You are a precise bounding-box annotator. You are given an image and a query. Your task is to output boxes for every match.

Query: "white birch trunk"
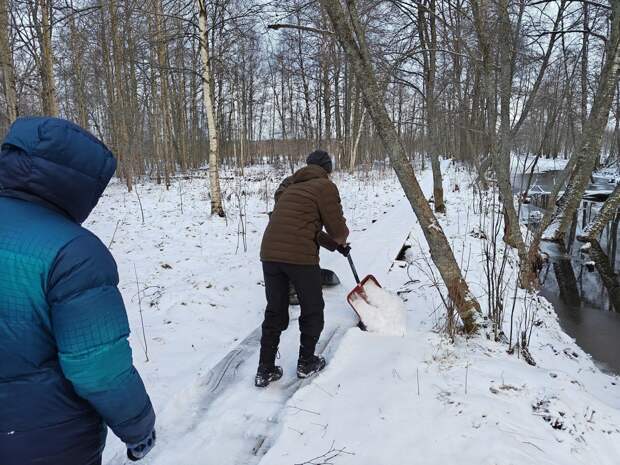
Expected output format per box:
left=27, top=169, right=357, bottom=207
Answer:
left=198, top=0, right=225, bottom=217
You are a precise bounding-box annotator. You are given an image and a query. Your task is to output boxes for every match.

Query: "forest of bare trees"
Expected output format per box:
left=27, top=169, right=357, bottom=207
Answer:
left=1, top=0, right=619, bottom=330
left=2, top=0, right=618, bottom=178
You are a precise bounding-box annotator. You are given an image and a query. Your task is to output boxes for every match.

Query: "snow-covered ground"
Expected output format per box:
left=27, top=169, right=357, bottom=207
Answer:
left=92, top=162, right=620, bottom=465
left=512, top=154, right=569, bottom=174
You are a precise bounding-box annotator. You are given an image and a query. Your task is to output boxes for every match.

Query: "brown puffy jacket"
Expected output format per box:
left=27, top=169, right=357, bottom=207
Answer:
left=260, top=164, right=349, bottom=265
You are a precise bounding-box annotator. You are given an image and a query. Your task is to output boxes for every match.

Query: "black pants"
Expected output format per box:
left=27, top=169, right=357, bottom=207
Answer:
left=259, top=261, right=325, bottom=366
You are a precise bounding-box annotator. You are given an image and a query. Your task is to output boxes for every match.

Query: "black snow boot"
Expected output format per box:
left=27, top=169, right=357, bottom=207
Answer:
left=255, top=364, right=283, bottom=388
left=296, top=355, right=326, bottom=379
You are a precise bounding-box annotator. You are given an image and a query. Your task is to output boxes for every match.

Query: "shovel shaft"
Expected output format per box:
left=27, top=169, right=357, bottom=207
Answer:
left=347, top=254, right=361, bottom=284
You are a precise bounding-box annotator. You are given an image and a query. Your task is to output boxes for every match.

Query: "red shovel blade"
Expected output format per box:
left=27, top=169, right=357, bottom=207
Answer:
left=347, top=275, right=382, bottom=331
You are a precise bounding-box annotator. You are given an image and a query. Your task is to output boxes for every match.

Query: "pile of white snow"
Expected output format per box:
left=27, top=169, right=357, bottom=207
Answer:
left=349, top=279, right=407, bottom=336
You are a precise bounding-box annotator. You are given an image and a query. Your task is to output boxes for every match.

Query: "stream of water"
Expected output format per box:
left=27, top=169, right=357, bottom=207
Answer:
left=515, top=169, right=620, bottom=374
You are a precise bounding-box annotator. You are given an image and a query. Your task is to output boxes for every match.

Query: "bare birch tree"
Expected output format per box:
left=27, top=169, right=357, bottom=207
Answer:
left=198, top=0, right=225, bottom=217
left=106, top=0, right=131, bottom=189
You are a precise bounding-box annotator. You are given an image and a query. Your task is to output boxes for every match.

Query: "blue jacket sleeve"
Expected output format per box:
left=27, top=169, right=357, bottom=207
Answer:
left=47, top=233, right=155, bottom=444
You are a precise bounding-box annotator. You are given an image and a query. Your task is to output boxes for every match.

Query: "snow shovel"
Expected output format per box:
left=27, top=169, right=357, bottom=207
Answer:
left=345, top=253, right=382, bottom=331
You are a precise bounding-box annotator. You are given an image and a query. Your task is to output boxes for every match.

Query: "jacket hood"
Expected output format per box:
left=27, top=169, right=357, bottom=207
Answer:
left=0, top=117, right=117, bottom=223
left=293, top=164, right=328, bottom=183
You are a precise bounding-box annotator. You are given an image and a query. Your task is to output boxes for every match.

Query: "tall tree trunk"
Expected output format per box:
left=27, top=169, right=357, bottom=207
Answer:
left=334, top=52, right=343, bottom=151
left=419, top=0, right=445, bottom=213
left=147, top=12, right=161, bottom=183
left=0, top=0, right=17, bottom=124
left=581, top=2, right=589, bottom=131
left=296, top=21, right=314, bottom=142
left=545, top=1, right=620, bottom=242
left=349, top=107, right=366, bottom=171
left=496, top=0, right=528, bottom=261
left=35, top=0, right=58, bottom=116
left=123, top=0, right=140, bottom=178
left=99, top=2, right=115, bottom=144
left=471, top=0, right=497, bottom=163
left=155, top=0, right=174, bottom=187
left=108, top=0, right=131, bottom=189
left=472, top=0, right=530, bottom=282
left=319, top=0, right=480, bottom=332
left=198, top=0, right=225, bottom=217
left=68, top=4, right=88, bottom=129
left=321, top=32, right=332, bottom=149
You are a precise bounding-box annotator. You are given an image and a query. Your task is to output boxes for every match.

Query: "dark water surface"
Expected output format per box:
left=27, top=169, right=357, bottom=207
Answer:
left=515, top=170, right=620, bottom=374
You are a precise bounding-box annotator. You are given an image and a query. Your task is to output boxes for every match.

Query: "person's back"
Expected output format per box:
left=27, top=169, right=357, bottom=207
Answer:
left=256, top=151, right=349, bottom=388
left=261, top=164, right=348, bottom=265
left=0, top=197, right=110, bottom=463
left=0, top=117, right=155, bottom=465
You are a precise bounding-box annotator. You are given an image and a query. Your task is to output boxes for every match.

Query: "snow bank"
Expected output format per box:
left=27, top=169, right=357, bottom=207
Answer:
left=512, top=154, right=569, bottom=174
left=350, top=279, right=406, bottom=336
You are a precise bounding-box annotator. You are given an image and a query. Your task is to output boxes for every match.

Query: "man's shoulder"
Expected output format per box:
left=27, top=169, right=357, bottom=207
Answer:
left=308, top=176, right=336, bottom=187
left=313, top=177, right=339, bottom=194
left=292, top=176, right=337, bottom=196
left=0, top=195, right=87, bottom=248
left=47, top=230, right=117, bottom=298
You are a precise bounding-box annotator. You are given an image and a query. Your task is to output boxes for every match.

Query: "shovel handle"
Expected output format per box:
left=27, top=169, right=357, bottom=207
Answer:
left=347, top=254, right=361, bottom=284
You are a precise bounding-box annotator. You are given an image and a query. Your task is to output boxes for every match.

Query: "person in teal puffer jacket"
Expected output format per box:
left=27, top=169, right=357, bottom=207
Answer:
left=0, top=117, right=156, bottom=465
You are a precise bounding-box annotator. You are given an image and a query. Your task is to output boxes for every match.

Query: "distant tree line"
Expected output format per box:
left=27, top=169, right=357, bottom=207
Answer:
left=1, top=1, right=617, bottom=182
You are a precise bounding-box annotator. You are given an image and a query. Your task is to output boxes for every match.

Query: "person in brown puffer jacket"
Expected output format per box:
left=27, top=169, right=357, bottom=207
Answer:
left=255, top=150, right=349, bottom=387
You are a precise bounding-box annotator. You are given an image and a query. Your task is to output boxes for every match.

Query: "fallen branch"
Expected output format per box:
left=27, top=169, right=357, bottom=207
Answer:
left=295, top=441, right=355, bottom=465
left=107, top=219, right=121, bottom=250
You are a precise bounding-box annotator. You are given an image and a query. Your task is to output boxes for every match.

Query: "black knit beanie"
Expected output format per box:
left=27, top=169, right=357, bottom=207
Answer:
left=306, top=150, right=333, bottom=173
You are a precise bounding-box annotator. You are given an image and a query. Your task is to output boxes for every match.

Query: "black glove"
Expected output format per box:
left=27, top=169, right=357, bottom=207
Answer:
left=337, top=244, right=351, bottom=257
left=127, top=429, right=156, bottom=462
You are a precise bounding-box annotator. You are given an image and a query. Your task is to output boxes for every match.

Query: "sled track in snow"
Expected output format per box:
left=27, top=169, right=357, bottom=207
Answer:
left=197, top=326, right=263, bottom=402
left=248, top=325, right=344, bottom=462
left=129, top=321, right=346, bottom=465
left=105, top=322, right=345, bottom=465
left=192, top=323, right=344, bottom=464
